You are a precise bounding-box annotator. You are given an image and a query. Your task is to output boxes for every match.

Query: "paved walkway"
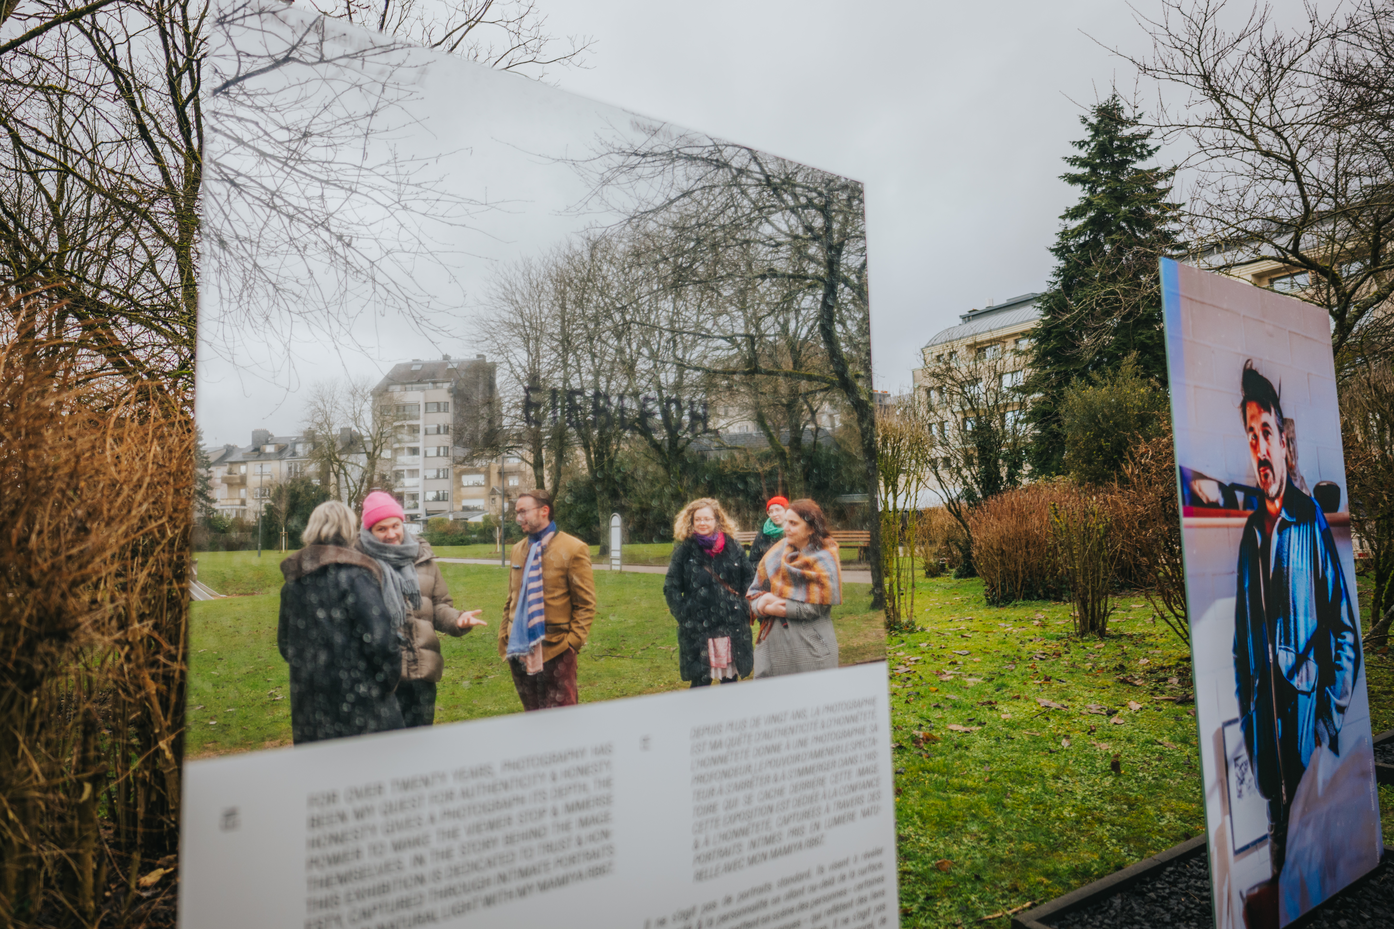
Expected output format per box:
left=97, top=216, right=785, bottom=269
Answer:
left=435, top=557, right=873, bottom=585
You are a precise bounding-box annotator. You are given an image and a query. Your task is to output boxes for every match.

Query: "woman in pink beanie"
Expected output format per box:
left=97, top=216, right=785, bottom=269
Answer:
left=356, top=490, right=485, bottom=727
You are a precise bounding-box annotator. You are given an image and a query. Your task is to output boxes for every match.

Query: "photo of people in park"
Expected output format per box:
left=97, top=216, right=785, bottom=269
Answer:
left=1161, top=259, right=1382, bottom=928
left=191, top=0, right=884, bottom=757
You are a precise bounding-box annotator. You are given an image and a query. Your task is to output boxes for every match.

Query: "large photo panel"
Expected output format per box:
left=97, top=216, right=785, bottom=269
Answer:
left=194, top=0, right=884, bottom=754
left=188, top=1, right=892, bottom=926
left=1160, top=258, right=1382, bottom=928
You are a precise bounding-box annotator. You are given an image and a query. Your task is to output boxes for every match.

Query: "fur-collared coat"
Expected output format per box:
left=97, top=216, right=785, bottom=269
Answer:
left=278, top=545, right=404, bottom=744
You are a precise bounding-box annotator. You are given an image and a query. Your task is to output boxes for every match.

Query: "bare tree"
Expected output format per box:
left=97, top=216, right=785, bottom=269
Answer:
left=1132, top=0, right=1394, bottom=365
left=302, top=377, right=395, bottom=512
left=919, top=348, right=1032, bottom=574
left=579, top=126, right=883, bottom=605
left=477, top=251, right=576, bottom=501
left=306, top=0, right=592, bottom=78
left=876, top=396, right=935, bottom=631
left=1, top=0, right=203, bottom=386
left=1341, top=355, right=1394, bottom=644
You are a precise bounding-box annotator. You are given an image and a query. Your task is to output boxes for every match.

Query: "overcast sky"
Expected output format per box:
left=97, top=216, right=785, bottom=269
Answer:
left=199, top=0, right=1309, bottom=447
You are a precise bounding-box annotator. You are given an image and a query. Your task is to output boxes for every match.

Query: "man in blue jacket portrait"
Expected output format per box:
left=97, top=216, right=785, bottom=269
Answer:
left=1233, top=360, right=1361, bottom=878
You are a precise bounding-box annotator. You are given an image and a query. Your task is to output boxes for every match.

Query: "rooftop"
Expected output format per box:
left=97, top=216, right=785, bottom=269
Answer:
left=923, top=293, right=1042, bottom=349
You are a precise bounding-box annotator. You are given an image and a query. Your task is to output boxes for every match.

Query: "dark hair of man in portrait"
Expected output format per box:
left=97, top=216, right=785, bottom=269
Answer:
left=1239, top=359, right=1284, bottom=427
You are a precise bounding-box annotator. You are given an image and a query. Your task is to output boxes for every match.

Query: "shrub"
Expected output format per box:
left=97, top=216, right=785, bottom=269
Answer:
left=915, top=507, right=965, bottom=578
left=968, top=483, right=1071, bottom=604
left=1114, top=430, right=1189, bottom=643
left=1059, top=355, right=1166, bottom=487
left=1050, top=494, right=1124, bottom=637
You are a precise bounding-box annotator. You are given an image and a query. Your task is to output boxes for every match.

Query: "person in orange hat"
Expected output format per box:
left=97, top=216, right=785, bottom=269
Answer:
left=747, top=495, right=788, bottom=569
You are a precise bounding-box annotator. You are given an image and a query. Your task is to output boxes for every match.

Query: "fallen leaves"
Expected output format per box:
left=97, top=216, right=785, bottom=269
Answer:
left=952, top=650, right=971, bottom=656
left=1060, top=737, right=1071, bottom=748
left=1036, top=698, right=1067, bottom=710
left=912, top=730, right=940, bottom=747
left=137, top=868, right=169, bottom=889
left=1127, top=701, right=1142, bottom=712
left=977, top=901, right=1034, bottom=921
left=935, top=859, right=953, bottom=872
left=1083, top=704, right=1109, bottom=715
left=1110, top=715, right=1125, bottom=725
left=1090, top=741, right=1111, bottom=751
left=946, top=724, right=980, bottom=733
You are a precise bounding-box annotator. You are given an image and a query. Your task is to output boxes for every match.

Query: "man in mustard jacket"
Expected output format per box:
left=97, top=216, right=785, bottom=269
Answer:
left=499, top=489, right=596, bottom=709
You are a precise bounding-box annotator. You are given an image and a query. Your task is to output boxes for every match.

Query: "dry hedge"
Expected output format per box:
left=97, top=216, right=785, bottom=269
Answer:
left=0, top=292, right=191, bottom=927
left=968, top=483, right=1070, bottom=604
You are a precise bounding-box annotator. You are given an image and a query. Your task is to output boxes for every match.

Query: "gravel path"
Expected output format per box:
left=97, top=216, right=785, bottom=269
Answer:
left=1048, top=852, right=1392, bottom=929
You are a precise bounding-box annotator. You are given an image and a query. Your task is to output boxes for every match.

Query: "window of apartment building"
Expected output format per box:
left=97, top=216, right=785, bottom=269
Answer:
left=461, top=474, right=485, bottom=486
left=1015, top=336, right=1033, bottom=352
left=423, top=423, right=450, bottom=435
left=288, top=461, right=305, bottom=477
left=239, top=488, right=246, bottom=499
left=394, top=403, right=420, bottom=416
left=424, top=490, right=450, bottom=502
left=506, top=476, right=519, bottom=486
left=399, top=423, right=420, bottom=436
left=1000, top=369, right=1024, bottom=389
left=400, top=446, right=420, bottom=457
left=505, top=455, right=521, bottom=464
left=252, top=486, right=270, bottom=499
left=422, top=445, right=451, bottom=457
left=239, top=464, right=247, bottom=474
left=1004, top=408, right=1025, bottom=427
left=424, top=468, right=450, bottom=479
left=425, top=401, right=449, bottom=413
left=1269, top=271, right=1309, bottom=293
left=404, top=493, right=420, bottom=508
left=976, top=343, right=1002, bottom=360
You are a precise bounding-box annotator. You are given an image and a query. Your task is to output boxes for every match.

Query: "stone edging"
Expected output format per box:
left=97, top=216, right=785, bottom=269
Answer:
left=1009, top=835, right=1206, bottom=929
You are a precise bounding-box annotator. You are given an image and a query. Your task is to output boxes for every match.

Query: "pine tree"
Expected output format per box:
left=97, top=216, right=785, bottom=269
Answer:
left=1024, top=95, right=1180, bottom=476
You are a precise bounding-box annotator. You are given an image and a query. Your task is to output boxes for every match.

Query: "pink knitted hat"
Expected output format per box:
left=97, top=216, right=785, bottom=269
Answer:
left=361, top=491, right=406, bottom=530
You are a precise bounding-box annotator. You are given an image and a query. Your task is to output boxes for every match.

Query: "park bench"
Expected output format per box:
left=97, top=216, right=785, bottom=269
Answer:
left=734, top=529, right=871, bottom=562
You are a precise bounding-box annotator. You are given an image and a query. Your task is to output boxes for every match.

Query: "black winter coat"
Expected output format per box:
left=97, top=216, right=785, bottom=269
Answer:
left=748, top=529, right=783, bottom=572
left=278, top=545, right=405, bottom=744
left=663, top=536, right=756, bottom=682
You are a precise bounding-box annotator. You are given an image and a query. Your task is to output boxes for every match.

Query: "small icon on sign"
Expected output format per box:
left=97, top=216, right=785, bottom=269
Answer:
left=220, top=807, right=240, bottom=832
left=640, top=735, right=651, bottom=751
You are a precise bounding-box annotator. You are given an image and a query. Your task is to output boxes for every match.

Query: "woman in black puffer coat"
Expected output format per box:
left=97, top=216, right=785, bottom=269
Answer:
left=663, top=498, right=756, bottom=687
left=278, top=501, right=404, bottom=744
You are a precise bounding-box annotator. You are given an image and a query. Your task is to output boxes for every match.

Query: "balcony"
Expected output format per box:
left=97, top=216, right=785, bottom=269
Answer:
left=220, top=472, right=246, bottom=486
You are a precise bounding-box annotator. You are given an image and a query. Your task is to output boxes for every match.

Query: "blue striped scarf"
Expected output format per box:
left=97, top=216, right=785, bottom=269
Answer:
left=506, top=523, right=556, bottom=658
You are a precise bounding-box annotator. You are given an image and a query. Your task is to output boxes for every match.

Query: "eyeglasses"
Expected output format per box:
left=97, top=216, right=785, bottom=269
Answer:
left=515, top=506, right=538, bottom=516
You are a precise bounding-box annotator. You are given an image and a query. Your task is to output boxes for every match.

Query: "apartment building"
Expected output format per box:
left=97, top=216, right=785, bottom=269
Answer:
left=206, top=429, right=316, bottom=521
left=372, top=354, right=528, bottom=522
left=912, top=292, right=1041, bottom=401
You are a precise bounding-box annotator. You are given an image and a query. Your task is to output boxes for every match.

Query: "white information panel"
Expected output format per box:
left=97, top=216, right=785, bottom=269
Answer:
left=180, top=663, right=898, bottom=929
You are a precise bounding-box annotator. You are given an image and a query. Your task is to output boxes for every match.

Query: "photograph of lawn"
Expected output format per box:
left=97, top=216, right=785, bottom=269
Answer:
left=187, top=550, right=885, bottom=757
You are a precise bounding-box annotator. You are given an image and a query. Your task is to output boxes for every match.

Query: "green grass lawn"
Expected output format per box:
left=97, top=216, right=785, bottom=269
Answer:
left=186, top=551, right=883, bottom=757
left=186, top=552, right=1393, bottom=926
left=890, top=574, right=1394, bottom=928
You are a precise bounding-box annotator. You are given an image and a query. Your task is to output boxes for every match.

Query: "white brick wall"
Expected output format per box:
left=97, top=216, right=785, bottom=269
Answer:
left=1169, top=262, right=1347, bottom=498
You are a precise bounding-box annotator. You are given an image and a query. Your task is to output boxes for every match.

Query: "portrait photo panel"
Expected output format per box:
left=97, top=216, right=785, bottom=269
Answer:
left=1161, top=258, right=1382, bottom=929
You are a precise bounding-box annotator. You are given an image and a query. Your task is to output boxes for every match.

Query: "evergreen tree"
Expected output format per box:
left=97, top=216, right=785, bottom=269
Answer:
left=1024, top=95, right=1180, bottom=476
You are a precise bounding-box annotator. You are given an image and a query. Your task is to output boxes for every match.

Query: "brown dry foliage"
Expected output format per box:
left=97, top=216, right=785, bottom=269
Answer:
left=1113, top=430, right=1189, bottom=643
left=968, top=483, right=1073, bottom=604
left=914, top=506, right=965, bottom=578
left=0, top=291, right=191, bottom=927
